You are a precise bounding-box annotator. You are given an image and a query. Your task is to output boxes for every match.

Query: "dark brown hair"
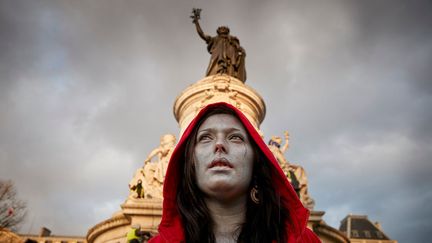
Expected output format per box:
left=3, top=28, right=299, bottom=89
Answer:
left=176, top=107, right=288, bottom=243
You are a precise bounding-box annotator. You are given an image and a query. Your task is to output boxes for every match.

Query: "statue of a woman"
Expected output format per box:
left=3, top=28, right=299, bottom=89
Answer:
left=191, top=8, right=247, bottom=82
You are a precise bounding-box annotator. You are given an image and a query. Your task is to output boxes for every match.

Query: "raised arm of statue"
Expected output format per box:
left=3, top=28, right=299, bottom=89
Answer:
left=191, top=8, right=210, bottom=42
left=281, top=131, right=290, bottom=153
left=143, top=148, right=161, bottom=165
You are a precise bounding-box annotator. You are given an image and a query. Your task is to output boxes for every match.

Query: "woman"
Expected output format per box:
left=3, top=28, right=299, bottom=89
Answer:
left=149, top=102, right=320, bottom=243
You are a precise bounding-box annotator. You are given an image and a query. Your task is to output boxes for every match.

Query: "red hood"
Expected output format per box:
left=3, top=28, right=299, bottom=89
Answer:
left=154, top=102, right=316, bottom=242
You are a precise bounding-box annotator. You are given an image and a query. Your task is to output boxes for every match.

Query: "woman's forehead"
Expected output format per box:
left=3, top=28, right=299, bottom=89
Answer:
left=198, top=113, right=245, bottom=132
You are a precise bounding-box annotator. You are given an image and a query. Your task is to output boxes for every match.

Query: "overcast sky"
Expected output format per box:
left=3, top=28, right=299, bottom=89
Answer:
left=1, top=0, right=431, bottom=242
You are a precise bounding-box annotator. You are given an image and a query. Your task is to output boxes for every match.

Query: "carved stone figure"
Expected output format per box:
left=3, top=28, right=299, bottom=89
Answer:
left=267, top=131, right=315, bottom=210
left=268, top=131, right=290, bottom=175
left=128, top=134, right=176, bottom=199
left=143, top=134, right=176, bottom=184
left=191, top=8, right=247, bottom=82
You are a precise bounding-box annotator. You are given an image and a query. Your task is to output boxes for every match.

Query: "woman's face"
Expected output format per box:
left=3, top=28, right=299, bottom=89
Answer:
left=194, top=113, right=254, bottom=201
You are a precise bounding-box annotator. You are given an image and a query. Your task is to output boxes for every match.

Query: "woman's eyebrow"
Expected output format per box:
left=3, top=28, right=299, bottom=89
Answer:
left=198, top=127, right=242, bottom=133
left=197, top=128, right=215, bottom=133
left=225, top=127, right=242, bottom=133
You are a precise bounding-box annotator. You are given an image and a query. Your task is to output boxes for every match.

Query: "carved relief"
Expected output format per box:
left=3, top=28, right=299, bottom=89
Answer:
left=195, top=77, right=242, bottom=114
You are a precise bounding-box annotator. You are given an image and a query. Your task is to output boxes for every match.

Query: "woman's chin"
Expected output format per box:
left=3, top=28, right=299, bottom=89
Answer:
left=200, top=181, right=230, bottom=194
left=202, top=180, right=248, bottom=200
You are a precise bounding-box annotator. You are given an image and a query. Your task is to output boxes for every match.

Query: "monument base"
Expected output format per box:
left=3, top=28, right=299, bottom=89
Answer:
left=87, top=198, right=162, bottom=243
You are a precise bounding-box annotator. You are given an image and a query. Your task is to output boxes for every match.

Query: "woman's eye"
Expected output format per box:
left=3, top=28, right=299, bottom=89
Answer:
left=198, top=134, right=212, bottom=142
left=229, top=134, right=244, bottom=142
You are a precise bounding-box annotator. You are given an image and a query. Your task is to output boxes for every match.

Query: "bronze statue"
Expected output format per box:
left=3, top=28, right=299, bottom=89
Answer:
left=191, top=8, right=247, bottom=82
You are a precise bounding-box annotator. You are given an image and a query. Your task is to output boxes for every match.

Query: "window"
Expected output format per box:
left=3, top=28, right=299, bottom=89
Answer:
left=376, top=231, right=384, bottom=238
left=364, top=230, right=371, bottom=238
left=351, top=230, right=359, bottom=237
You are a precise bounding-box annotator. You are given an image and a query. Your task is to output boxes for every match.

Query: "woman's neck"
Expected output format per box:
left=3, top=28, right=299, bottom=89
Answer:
left=205, top=195, right=247, bottom=243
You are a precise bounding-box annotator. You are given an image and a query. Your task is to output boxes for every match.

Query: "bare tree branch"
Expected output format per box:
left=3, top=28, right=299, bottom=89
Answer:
left=0, top=180, right=27, bottom=232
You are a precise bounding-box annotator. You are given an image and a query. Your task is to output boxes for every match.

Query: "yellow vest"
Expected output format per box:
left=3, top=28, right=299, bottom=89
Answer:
left=127, top=228, right=140, bottom=242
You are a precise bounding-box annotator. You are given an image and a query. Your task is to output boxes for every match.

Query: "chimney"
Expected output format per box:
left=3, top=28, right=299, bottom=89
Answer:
left=39, top=227, right=51, bottom=237
left=347, top=214, right=351, bottom=238
left=375, top=221, right=382, bottom=230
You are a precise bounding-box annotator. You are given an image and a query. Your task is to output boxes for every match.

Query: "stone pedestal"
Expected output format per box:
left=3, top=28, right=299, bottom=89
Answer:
left=121, top=198, right=163, bottom=232
left=86, top=198, right=162, bottom=243
left=174, top=74, right=266, bottom=133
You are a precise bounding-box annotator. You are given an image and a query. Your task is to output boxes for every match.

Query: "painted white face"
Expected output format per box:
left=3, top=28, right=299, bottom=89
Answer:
left=194, top=113, right=254, bottom=202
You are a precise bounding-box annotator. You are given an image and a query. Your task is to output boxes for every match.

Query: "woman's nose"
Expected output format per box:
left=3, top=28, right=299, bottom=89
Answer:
left=214, top=141, right=227, bottom=154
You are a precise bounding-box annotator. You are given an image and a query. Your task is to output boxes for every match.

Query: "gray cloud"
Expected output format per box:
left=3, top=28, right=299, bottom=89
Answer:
left=1, top=0, right=431, bottom=242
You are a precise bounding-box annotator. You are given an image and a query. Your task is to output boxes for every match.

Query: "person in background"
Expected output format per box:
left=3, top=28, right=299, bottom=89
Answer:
left=127, top=224, right=147, bottom=243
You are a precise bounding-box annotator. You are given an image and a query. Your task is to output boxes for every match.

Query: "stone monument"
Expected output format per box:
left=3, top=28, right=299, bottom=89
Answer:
left=86, top=9, right=347, bottom=243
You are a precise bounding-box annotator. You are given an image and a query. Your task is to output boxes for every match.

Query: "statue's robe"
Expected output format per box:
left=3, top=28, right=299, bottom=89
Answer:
left=205, top=36, right=246, bottom=82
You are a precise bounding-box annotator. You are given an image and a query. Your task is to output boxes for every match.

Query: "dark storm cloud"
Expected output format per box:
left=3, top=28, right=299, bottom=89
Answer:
left=1, top=0, right=431, bottom=242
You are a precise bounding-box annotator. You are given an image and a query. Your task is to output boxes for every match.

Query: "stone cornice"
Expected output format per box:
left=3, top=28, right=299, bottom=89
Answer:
left=121, top=198, right=163, bottom=216
left=173, top=74, right=266, bottom=134
left=314, top=223, right=350, bottom=243
left=86, top=213, right=130, bottom=243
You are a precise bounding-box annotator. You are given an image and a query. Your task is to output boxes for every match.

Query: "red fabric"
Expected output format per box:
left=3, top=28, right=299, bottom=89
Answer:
left=149, top=102, right=320, bottom=243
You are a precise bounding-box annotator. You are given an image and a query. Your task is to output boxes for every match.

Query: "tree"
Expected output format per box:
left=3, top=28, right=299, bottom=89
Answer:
left=0, top=180, right=27, bottom=231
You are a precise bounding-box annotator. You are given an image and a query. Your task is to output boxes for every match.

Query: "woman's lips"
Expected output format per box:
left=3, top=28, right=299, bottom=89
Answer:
left=208, top=158, right=233, bottom=168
